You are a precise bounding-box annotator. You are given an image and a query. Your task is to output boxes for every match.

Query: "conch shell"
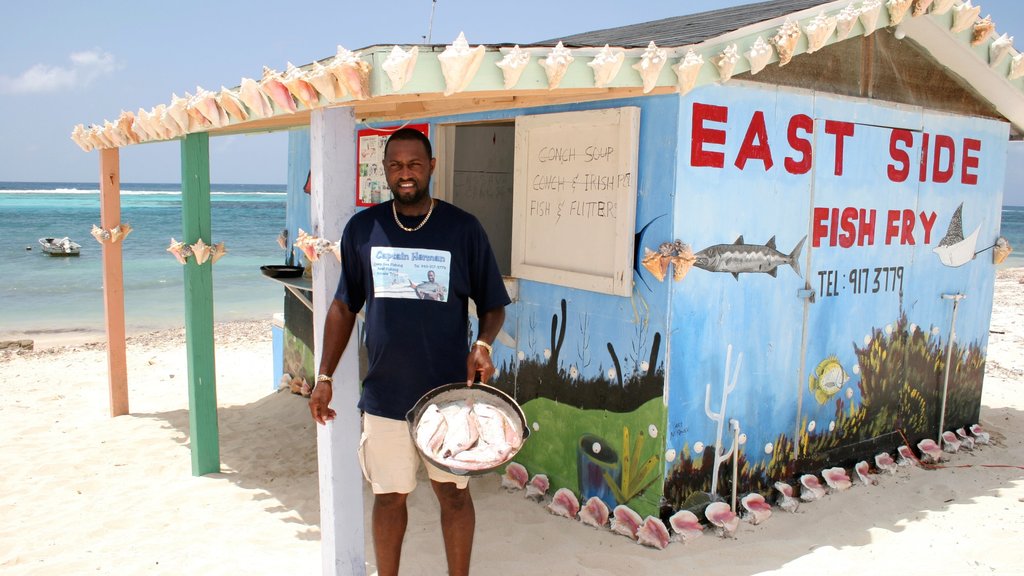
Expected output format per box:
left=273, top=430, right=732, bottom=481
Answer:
left=951, top=1, right=981, bottom=34
left=1011, top=53, right=1024, bottom=80
left=631, top=41, right=667, bottom=93
left=587, top=45, right=625, bottom=88
left=990, top=34, right=1014, bottom=66
left=238, top=77, right=273, bottom=118
left=260, top=67, right=297, bottom=114
left=886, top=0, right=913, bottom=27
left=167, top=238, right=192, bottom=265
left=835, top=4, right=861, bottom=41
left=745, top=36, right=774, bottom=75
left=325, top=46, right=371, bottom=100
left=71, top=125, right=94, bottom=152
left=304, top=61, right=340, bottom=101
left=672, top=49, right=704, bottom=94
left=859, top=0, right=883, bottom=36
left=283, top=63, right=321, bottom=109
left=540, top=42, right=574, bottom=90
left=217, top=86, right=249, bottom=123
left=711, top=43, right=740, bottom=83
left=438, top=33, right=486, bottom=96
left=641, top=247, right=669, bottom=282
left=211, top=242, right=228, bottom=264
left=971, top=15, right=995, bottom=46
left=496, top=45, right=531, bottom=89
left=190, top=238, right=211, bottom=265
left=382, top=45, right=419, bottom=92
left=183, top=91, right=212, bottom=131
left=110, top=223, right=132, bottom=243
left=771, top=18, right=802, bottom=66
left=117, top=111, right=140, bottom=145
left=642, top=241, right=694, bottom=282
left=931, top=0, right=956, bottom=16
left=803, top=12, right=837, bottom=54
left=993, top=236, right=1013, bottom=264
left=190, top=86, right=227, bottom=128
left=165, top=93, right=190, bottom=135
left=912, top=0, right=935, bottom=18
left=91, top=224, right=111, bottom=243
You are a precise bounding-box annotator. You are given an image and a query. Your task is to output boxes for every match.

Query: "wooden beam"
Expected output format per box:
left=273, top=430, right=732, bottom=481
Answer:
left=99, top=148, right=128, bottom=417
left=180, top=133, right=220, bottom=476
left=310, top=107, right=365, bottom=575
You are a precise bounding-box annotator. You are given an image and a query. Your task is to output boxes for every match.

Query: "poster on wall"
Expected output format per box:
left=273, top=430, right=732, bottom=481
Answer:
left=356, top=123, right=429, bottom=206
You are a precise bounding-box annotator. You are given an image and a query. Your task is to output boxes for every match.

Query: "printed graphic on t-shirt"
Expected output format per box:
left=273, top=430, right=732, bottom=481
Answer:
left=371, top=247, right=451, bottom=301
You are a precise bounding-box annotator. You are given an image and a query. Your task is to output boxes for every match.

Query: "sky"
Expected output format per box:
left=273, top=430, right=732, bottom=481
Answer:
left=0, top=0, right=1021, bottom=203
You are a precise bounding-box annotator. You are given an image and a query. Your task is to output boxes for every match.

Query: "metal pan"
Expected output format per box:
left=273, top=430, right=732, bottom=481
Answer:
left=406, top=382, right=530, bottom=476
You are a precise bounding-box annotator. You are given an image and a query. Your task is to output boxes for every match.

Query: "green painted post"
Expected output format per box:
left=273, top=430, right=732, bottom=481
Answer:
left=181, top=132, right=220, bottom=476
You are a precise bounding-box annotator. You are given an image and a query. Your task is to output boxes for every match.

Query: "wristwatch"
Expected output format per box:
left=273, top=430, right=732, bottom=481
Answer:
left=315, top=374, right=334, bottom=385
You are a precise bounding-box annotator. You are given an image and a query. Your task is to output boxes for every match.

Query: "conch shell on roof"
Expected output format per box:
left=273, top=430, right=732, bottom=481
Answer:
left=540, top=42, right=574, bottom=90
left=260, top=67, right=297, bottom=114
left=304, top=61, right=339, bottom=101
left=931, top=0, right=956, bottom=15
left=165, top=93, right=190, bottom=135
left=632, top=41, right=667, bottom=93
left=990, top=34, right=1014, bottom=66
left=71, top=124, right=93, bottom=152
left=672, top=49, right=704, bottom=94
left=711, top=43, right=740, bottom=83
left=859, top=0, right=883, bottom=36
left=239, top=77, right=273, bottom=118
left=951, top=1, right=981, bottom=34
left=117, top=111, right=141, bottom=144
left=771, top=18, right=802, bottom=66
left=439, top=32, right=486, bottom=96
left=191, top=86, right=227, bottom=128
left=971, top=16, right=995, bottom=46
left=382, top=45, right=419, bottom=92
left=835, top=4, right=860, bottom=41
left=745, top=36, right=774, bottom=75
left=217, top=87, right=249, bottom=123
left=912, top=0, right=935, bottom=18
left=1010, top=53, right=1024, bottom=80
left=283, top=63, right=321, bottom=109
left=803, top=12, right=837, bottom=54
left=886, top=0, right=913, bottom=27
left=587, top=45, right=625, bottom=88
left=103, top=120, right=129, bottom=148
left=325, top=46, right=371, bottom=100
left=496, top=45, right=531, bottom=89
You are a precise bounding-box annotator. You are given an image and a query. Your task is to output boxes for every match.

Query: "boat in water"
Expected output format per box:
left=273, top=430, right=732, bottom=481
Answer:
left=39, top=237, right=81, bottom=256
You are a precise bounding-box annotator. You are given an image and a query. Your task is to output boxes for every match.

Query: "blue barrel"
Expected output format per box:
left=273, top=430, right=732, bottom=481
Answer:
left=577, top=433, right=620, bottom=511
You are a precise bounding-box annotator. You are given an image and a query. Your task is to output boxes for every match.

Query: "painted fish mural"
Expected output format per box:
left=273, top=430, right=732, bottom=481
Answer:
left=933, top=203, right=981, bottom=267
left=694, top=235, right=806, bottom=279
left=808, top=355, right=849, bottom=404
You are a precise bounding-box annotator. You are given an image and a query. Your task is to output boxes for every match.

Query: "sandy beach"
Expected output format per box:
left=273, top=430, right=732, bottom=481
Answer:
left=2, top=269, right=1022, bottom=576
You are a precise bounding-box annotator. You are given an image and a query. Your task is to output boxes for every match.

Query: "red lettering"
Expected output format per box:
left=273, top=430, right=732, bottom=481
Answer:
left=735, top=111, right=774, bottom=171
left=888, top=129, right=913, bottom=182
left=839, top=207, right=858, bottom=248
left=812, top=207, right=830, bottom=248
left=919, top=211, right=937, bottom=244
left=691, top=103, right=727, bottom=168
left=885, top=210, right=901, bottom=244
left=859, top=209, right=876, bottom=246
left=918, top=132, right=930, bottom=183
left=900, top=209, right=916, bottom=245
left=933, top=135, right=955, bottom=184
left=785, top=114, right=813, bottom=174
left=824, top=120, right=854, bottom=176
left=962, top=138, right=981, bottom=185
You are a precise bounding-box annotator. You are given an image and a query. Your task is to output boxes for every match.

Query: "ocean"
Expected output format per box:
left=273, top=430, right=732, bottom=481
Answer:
left=0, top=181, right=288, bottom=340
left=1, top=182, right=1022, bottom=341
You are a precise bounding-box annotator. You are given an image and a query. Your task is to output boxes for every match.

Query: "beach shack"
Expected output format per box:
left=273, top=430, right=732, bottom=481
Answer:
left=73, top=0, right=1023, bottom=571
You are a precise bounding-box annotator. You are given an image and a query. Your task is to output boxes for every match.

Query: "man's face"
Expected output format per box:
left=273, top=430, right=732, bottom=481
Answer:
left=384, top=139, right=435, bottom=206
left=428, top=270, right=435, bottom=282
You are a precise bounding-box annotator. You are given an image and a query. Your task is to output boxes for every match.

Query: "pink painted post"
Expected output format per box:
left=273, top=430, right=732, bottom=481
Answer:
left=99, top=148, right=129, bottom=417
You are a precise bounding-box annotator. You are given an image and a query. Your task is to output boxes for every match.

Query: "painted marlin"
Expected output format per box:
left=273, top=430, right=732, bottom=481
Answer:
left=694, top=235, right=806, bottom=279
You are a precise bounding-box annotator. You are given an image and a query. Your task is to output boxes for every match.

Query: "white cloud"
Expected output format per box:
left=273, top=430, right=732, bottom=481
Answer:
left=0, top=49, right=118, bottom=94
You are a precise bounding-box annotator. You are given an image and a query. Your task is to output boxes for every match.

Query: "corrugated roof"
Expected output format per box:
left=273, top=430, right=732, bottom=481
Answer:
left=538, top=0, right=834, bottom=48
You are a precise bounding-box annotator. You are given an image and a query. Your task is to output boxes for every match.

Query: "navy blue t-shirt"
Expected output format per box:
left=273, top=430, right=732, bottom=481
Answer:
left=334, top=200, right=511, bottom=421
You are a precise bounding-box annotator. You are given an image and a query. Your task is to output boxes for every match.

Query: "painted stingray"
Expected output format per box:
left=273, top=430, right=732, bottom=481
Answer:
left=694, top=235, right=805, bottom=279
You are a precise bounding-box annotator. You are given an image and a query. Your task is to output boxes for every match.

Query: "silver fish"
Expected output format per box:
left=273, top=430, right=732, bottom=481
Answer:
left=694, top=235, right=805, bottom=279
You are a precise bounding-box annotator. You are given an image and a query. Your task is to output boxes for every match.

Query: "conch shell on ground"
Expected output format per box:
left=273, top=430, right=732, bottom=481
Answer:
left=771, top=18, right=802, bottom=66
left=438, top=32, right=486, bottom=96
left=711, top=43, right=740, bottom=83
left=875, top=452, right=898, bottom=473
left=587, top=45, right=625, bottom=88
left=382, top=45, right=419, bottom=91
left=773, top=481, right=800, bottom=512
left=822, top=467, right=852, bottom=491
left=525, top=474, right=549, bottom=501
left=917, top=438, right=942, bottom=464
left=740, top=493, right=772, bottom=525
left=501, top=462, right=528, bottom=491
left=636, top=516, right=670, bottom=549
left=951, top=1, right=981, bottom=34
left=745, top=37, right=774, bottom=75
left=941, top=431, right=961, bottom=453
left=577, top=496, right=609, bottom=529
left=540, top=42, right=574, bottom=90
left=860, top=0, right=883, bottom=36
left=632, top=41, right=668, bottom=93
left=496, top=45, right=531, bottom=89
left=854, top=461, right=878, bottom=485
left=609, top=505, right=642, bottom=540
left=799, top=473, right=826, bottom=501
left=704, top=502, right=739, bottom=538
left=668, top=509, right=704, bottom=541
left=672, top=49, right=704, bottom=94
left=886, top=0, right=913, bottom=27
left=955, top=427, right=977, bottom=450
left=546, top=488, right=580, bottom=519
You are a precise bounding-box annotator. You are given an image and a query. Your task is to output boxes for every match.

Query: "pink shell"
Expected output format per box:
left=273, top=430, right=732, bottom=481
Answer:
left=917, top=438, right=942, bottom=464
left=955, top=428, right=976, bottom=450
left=610, top=505, right=643, bottom=540
left=773, top=481, right=800, bottom=512
left=941, top=431, right=961, bottom=453
left=501, top=462, right=528, bottom=490
left=578, top=496, right=610, bottom=529
left=854, top=461, right=878, bottom=486
left=740, top=493, right=772, bottom=525
left=704, top=502, right=739, bottom=537
left=547, top=488, right=580, bottom=519
left=970, top=424, right=990, bottom=445
left=668, top=510, right=704, bottom=542
left=799, top=474, right=826, bottom=501
left=525, top=474, right=549, bottom=500
left=822, top=467, right=852, bottom=491
left=637, top=516, right=671, bottom=550
left=874, top=452, right=898, bottom=474
left=896, top=445, right=919, bottom=466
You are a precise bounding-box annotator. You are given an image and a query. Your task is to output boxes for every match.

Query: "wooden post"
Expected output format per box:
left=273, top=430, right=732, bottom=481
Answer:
left=310, top=107, right=364, bottom=575
left=181, top=133, right=220, bottom=476
left=99, top=148, right=129, bottom=417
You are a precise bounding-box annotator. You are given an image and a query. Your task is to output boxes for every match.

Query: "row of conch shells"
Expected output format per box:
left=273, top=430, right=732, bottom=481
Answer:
left=72, top=5, right=1024, bottom=153
left=642, top=240, right=696, bottom=282
left=294, top=229, right=340, bottom=263
left=90, top=223, right=132, bottom=244
left=167, top=237, right=226, bottom=265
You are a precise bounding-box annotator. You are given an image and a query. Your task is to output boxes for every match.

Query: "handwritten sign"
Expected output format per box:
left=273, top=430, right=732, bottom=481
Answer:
left=512, top=107, right=639, bottom=296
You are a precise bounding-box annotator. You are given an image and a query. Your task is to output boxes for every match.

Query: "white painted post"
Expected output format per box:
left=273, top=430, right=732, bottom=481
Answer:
left=310, top=107, right=364, bottom=575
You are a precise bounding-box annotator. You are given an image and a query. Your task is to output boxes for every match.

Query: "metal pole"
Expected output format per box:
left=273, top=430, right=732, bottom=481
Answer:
left=730, top=419, right=740, bottom=511
left=426, top=0, right=437, bottom=44
left=938, top=293, right=966, bottom=445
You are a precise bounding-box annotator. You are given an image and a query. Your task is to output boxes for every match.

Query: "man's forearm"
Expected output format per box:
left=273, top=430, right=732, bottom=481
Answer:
left=319, top=298, right=357, bottom=376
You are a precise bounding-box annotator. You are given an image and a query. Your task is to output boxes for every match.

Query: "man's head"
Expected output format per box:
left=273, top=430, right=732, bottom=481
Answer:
left=428, top=270, right=435, bottom=282
left=384, top=128, right=435, bottom=207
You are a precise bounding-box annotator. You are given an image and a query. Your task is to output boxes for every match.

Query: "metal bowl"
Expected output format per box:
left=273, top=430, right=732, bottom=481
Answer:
left=406, top=382, right=530, bottom=476
left=260, top=265, right=304, bottom=278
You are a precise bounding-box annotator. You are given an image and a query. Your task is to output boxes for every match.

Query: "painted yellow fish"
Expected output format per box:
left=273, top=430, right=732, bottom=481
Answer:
left=809, top=355, right=849, bottom=404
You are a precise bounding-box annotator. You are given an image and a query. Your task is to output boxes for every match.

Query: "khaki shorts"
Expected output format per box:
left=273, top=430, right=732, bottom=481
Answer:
left=358, top=412, right=470, bottom=494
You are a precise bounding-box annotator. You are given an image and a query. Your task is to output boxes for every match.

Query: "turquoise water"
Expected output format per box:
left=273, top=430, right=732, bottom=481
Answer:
left=0, top=182, right=288, bottom=338
left=1000, top=204, right=1024, bottom=269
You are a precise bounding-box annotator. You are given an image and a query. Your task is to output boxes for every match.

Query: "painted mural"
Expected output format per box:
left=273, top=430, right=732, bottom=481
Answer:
left=659, top=83, right=1007, bottom=510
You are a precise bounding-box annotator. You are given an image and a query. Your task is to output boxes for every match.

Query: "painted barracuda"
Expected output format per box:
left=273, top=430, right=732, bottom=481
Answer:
left=693, top=235, right=806, bottom=279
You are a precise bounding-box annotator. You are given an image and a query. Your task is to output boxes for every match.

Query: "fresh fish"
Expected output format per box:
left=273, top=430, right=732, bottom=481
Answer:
left=694, top=235, right=805, bottom=279
left=414, top=398, right=523, bottom=472
left=440, top=404, right=480, bottom=459
left=414, top=404, right=448, bottom=456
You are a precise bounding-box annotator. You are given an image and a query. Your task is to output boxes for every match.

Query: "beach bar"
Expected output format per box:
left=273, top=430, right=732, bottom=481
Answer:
left=73, top=0, right=1022, bottom=572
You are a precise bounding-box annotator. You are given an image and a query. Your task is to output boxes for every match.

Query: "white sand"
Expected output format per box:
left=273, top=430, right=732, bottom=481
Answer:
left=2, top=270, right=1022, bottom=576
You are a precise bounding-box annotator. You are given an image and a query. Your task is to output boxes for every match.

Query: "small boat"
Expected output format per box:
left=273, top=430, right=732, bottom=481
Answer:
left=39, top=237, right=81, bottom=256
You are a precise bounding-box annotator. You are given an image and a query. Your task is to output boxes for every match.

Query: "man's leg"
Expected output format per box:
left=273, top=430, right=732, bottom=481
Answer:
left=372, top=492, right=409, bottom=576
left=431, top=480, right=474, bottom=576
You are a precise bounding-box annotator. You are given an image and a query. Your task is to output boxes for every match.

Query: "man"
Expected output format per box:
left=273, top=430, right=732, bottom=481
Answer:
left=414, top=269, right=446, bottom=301
left=309, top=128, right=509, bottom=576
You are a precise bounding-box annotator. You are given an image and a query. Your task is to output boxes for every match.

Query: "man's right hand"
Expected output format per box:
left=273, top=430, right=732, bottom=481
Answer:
left=309, top=382, right=336, bottom=425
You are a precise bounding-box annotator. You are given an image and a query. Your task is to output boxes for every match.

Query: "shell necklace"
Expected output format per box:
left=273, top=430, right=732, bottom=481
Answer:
left=392, top=199, right=434, bottom=232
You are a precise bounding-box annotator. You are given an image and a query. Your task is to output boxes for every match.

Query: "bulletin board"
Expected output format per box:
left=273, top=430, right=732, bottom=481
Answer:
left=356, top=123, right=429, bottom=206
left=511, top=108, right=640, bottom=296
